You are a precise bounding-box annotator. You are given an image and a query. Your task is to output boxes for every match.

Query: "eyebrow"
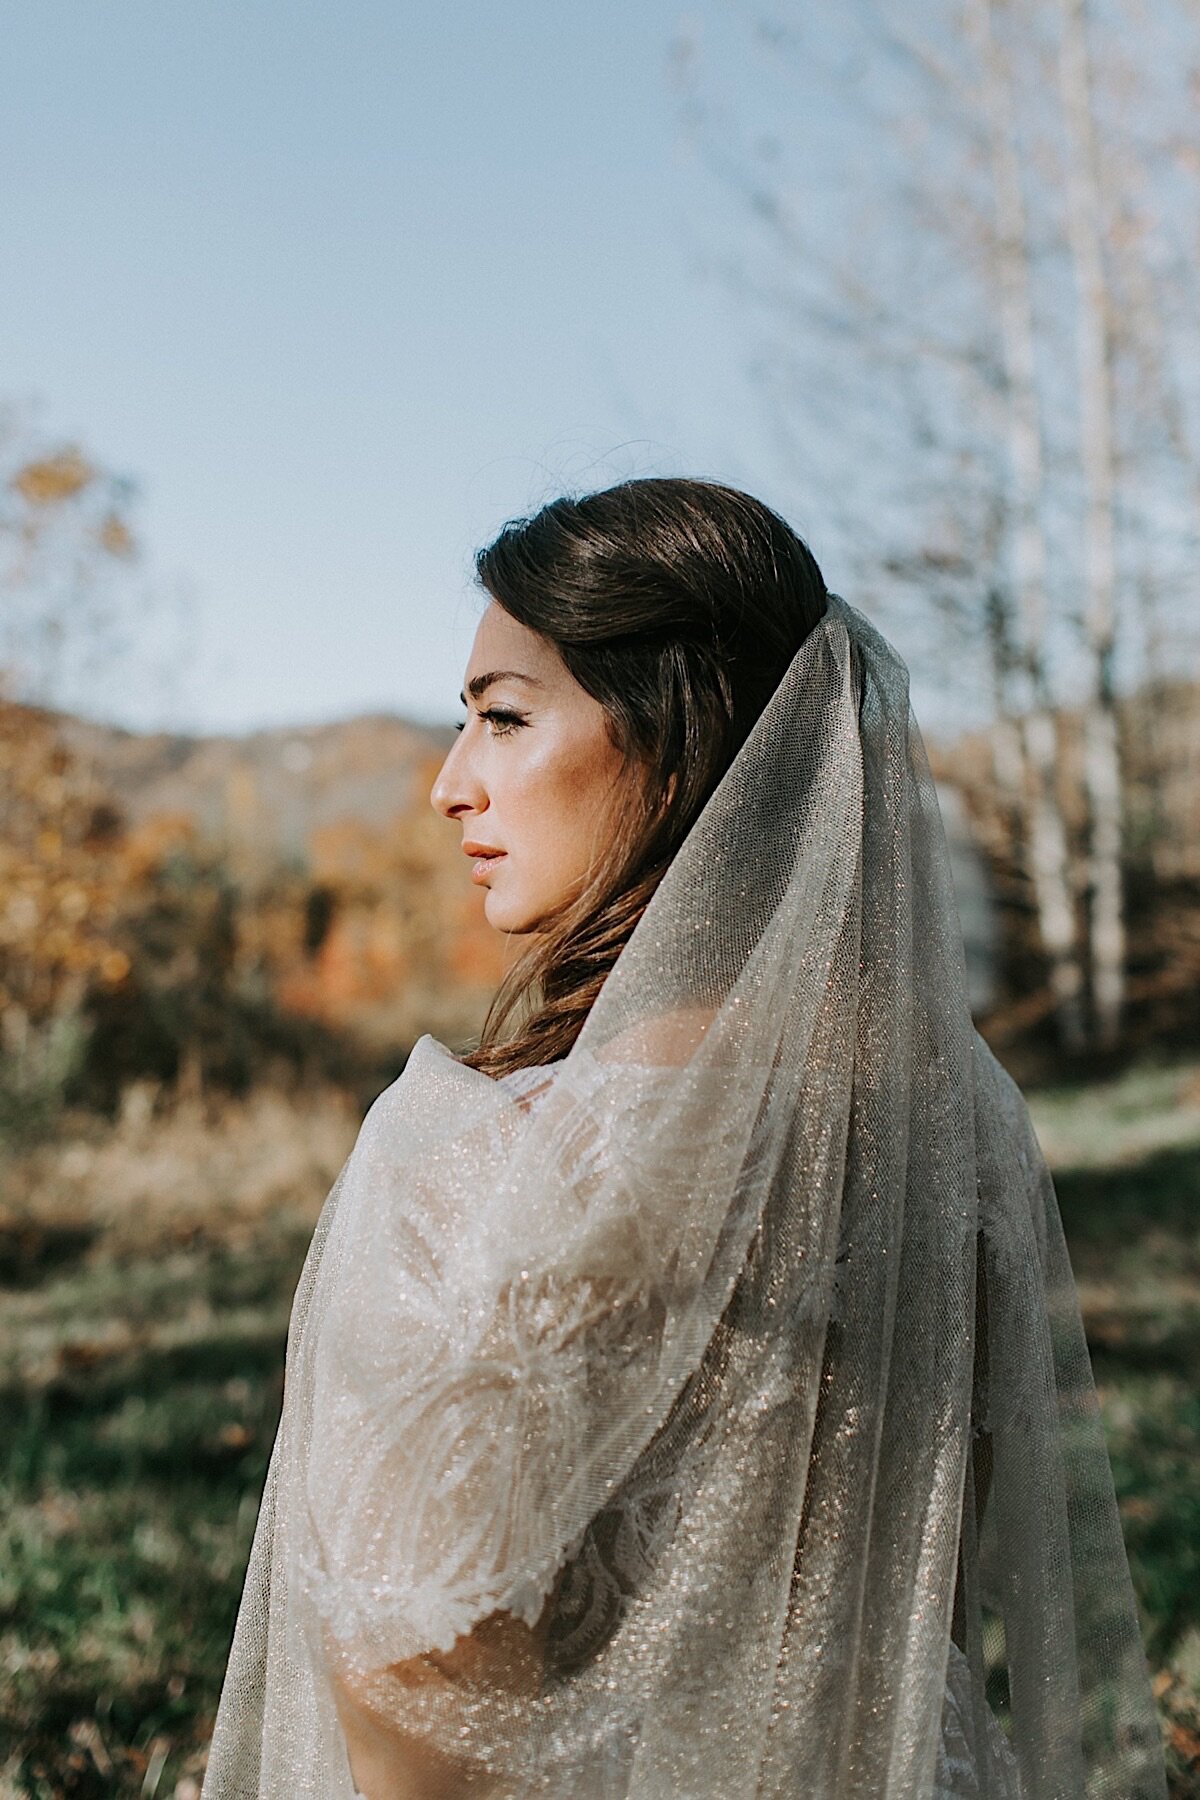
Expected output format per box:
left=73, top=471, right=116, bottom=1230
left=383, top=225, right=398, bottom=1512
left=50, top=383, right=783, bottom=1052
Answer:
left=458, top=669, right=545, bottom=706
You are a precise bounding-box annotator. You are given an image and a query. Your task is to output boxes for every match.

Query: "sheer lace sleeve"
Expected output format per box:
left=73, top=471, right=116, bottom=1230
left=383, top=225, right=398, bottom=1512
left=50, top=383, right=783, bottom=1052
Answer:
left=291, top=1028, right=766, bottom=1680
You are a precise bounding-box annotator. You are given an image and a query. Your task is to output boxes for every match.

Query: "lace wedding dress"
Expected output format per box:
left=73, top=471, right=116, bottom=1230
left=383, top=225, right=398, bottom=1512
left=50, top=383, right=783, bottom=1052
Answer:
left=494, top=1056, right=1025, bottom=1800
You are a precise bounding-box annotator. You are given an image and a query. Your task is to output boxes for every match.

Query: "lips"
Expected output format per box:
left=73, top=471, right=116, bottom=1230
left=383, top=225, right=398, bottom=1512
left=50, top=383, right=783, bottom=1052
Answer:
left=462, top=841, right=506, bottom=884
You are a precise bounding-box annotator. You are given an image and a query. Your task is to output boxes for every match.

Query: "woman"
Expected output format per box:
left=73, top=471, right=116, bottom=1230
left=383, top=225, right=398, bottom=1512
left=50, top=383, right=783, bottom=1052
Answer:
left=201, top=479, right=1166, bottom=1798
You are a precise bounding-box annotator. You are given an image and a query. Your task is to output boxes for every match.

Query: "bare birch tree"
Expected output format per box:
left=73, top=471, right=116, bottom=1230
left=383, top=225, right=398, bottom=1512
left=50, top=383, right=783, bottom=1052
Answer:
left=678, top=0, right=1200, bottom=1049
left=972, top=0, right=1088, bottom=1046
left=1058, top=0, right=1127, bottom=1046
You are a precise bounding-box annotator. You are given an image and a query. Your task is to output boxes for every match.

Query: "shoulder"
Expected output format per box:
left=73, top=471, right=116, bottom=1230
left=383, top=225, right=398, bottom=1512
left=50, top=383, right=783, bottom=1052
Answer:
left=592, top=1004, right=717, bottom=1070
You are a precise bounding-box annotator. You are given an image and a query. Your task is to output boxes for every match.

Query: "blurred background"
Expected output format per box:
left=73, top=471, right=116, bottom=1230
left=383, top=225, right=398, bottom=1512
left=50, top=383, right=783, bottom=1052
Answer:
left=1, top=1, right=1198, bottom=1793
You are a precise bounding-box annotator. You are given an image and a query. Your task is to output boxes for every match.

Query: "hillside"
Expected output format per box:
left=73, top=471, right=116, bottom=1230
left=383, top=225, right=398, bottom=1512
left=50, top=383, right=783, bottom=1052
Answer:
left=42, top=699, right=1000, bottom=1026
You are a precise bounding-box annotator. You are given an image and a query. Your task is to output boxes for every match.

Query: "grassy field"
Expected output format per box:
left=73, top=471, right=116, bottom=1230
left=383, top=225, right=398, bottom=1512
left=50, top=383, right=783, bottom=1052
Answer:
left=0, top=1057, right=1197, bottom=1797
left=1028, top=1059, right=1200, bottom=1792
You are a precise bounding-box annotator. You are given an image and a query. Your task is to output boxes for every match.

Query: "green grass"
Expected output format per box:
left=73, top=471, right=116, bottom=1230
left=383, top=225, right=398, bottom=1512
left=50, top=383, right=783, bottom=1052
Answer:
left=0, top=1223, right=310, bottom=1796
left=0, top=1058, right=1197, bottom=1795
left=1030, top=1061, right=1200, bottom=1794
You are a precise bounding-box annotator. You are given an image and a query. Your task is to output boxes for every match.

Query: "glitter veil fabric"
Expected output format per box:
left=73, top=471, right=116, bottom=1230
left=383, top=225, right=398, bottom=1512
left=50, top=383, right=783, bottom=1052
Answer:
left=200, top=595, right=1166, bottom=1799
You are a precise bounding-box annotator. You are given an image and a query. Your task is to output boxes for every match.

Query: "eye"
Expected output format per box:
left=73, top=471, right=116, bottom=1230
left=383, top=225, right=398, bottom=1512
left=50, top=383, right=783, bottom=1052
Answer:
left=456, top=707, right=528, bottom=738
left=484, top=707, right=527, bottom=738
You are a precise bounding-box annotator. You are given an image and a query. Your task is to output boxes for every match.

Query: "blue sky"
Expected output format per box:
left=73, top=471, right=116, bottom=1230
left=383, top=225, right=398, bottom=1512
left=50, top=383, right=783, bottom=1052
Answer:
left=14, top=3, right=1190, bottom=742
left=2, top=0, right=847, bottom=736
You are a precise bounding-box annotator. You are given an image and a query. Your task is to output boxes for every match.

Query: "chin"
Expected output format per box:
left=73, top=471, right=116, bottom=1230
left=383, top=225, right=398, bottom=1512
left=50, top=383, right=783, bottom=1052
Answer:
left=482, top=883, right=553, bottom=937
left=482, top=890, right=535, bottom=935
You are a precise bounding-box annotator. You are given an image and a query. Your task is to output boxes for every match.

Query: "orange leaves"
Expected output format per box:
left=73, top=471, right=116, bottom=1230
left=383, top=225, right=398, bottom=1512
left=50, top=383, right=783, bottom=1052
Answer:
left=98, top=948, right=132, bottom=985
left=0, top=699, right=132, bottom=1025
left=7, top=448, right=135, bottom=556
left=95, top=511, right=136, bottom=559
left=10, top=446, right=96, bottom=507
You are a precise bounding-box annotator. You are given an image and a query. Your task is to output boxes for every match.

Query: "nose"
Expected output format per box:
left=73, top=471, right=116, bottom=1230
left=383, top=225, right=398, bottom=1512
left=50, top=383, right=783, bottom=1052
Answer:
left=430, top=730, right=487, bottom=821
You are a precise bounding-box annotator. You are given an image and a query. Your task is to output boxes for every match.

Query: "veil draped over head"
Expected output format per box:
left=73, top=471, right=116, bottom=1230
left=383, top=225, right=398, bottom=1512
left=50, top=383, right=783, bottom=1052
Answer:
left=200, top=596, right=1166, bottom=1799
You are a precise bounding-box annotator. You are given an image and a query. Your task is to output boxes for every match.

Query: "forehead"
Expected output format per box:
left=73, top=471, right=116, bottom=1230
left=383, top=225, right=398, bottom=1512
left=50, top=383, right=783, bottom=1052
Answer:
left=464, top=601, right=566, bottom=685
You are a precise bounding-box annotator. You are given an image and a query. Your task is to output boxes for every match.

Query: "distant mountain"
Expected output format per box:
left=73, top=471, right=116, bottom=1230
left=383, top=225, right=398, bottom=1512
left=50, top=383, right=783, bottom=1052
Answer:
left=55, top=709, right=456, bottom=871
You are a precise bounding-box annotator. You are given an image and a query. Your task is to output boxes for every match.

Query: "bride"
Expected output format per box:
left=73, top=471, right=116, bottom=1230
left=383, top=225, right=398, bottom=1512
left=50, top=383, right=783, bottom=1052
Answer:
left=200, top=478, right=1166, bottom=1798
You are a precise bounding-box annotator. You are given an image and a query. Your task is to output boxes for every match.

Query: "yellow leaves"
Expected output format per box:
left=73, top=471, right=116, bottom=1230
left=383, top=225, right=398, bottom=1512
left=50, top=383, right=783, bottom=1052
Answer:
left=2, top=889, right=41, bottom=938
left=57, top=885, right=90, bottom=924
left=99, top=949, right=131, bottom=985
left=39, top=925, right=78, bottom=963
left=0, top=700, right=133, bottom=1021
left=96, top=511, right=136, bottom=560
left=120, top=813, right=197, bottom=879
left=11, top=447, right=96, bottom=507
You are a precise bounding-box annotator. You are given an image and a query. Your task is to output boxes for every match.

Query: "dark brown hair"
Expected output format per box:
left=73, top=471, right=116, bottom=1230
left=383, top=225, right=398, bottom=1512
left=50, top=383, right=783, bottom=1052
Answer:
left=462, top=476, right=828, bottom=1077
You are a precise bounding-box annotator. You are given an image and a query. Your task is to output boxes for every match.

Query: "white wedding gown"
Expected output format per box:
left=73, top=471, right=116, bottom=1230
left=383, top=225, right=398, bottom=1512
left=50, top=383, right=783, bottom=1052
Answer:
left=337, top=1641, right=1018, bottom=1800
left=483, top=1061, right=1025, bottom=1800
left=208, top=1034, right=1027, bottom=1799
left=311, top=1047, right=1023, bottom=1800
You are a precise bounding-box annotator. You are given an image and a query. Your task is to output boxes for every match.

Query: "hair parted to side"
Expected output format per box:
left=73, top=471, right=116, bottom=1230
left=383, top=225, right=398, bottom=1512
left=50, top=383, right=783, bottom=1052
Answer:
left=462, top=476, right=829, bottom=1078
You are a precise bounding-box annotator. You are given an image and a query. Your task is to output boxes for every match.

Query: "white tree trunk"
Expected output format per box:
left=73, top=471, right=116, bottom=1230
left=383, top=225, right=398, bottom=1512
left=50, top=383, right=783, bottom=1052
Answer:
left=1060, top=0, right=1127, bottom=1047
left=974, top=0, right=1087, bottom=1048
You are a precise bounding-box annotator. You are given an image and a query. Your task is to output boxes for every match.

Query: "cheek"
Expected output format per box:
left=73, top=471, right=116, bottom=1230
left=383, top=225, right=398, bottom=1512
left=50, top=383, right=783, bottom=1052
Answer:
left=551, top=747, right=626, bottom=862
left=508, top=736, right=622, bottom=862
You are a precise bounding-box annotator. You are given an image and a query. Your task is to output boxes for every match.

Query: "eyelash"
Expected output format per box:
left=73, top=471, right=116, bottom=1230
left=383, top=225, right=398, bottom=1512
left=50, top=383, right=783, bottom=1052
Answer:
left=455, top=707, right=528, bottom=739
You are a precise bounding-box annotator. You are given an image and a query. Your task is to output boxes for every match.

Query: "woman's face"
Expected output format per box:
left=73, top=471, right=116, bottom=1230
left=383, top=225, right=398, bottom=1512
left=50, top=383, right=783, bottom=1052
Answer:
left=430, top=601, right=630, bottom=934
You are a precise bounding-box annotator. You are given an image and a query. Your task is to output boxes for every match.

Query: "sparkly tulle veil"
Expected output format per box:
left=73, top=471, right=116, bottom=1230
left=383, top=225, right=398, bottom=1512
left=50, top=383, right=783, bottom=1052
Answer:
left=200, top=594, right=1166, bottom=1798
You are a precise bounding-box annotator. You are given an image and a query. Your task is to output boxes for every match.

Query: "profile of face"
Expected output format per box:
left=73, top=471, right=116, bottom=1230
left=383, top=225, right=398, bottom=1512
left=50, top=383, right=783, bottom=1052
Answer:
left=430, top=602, right=630, bottom=934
